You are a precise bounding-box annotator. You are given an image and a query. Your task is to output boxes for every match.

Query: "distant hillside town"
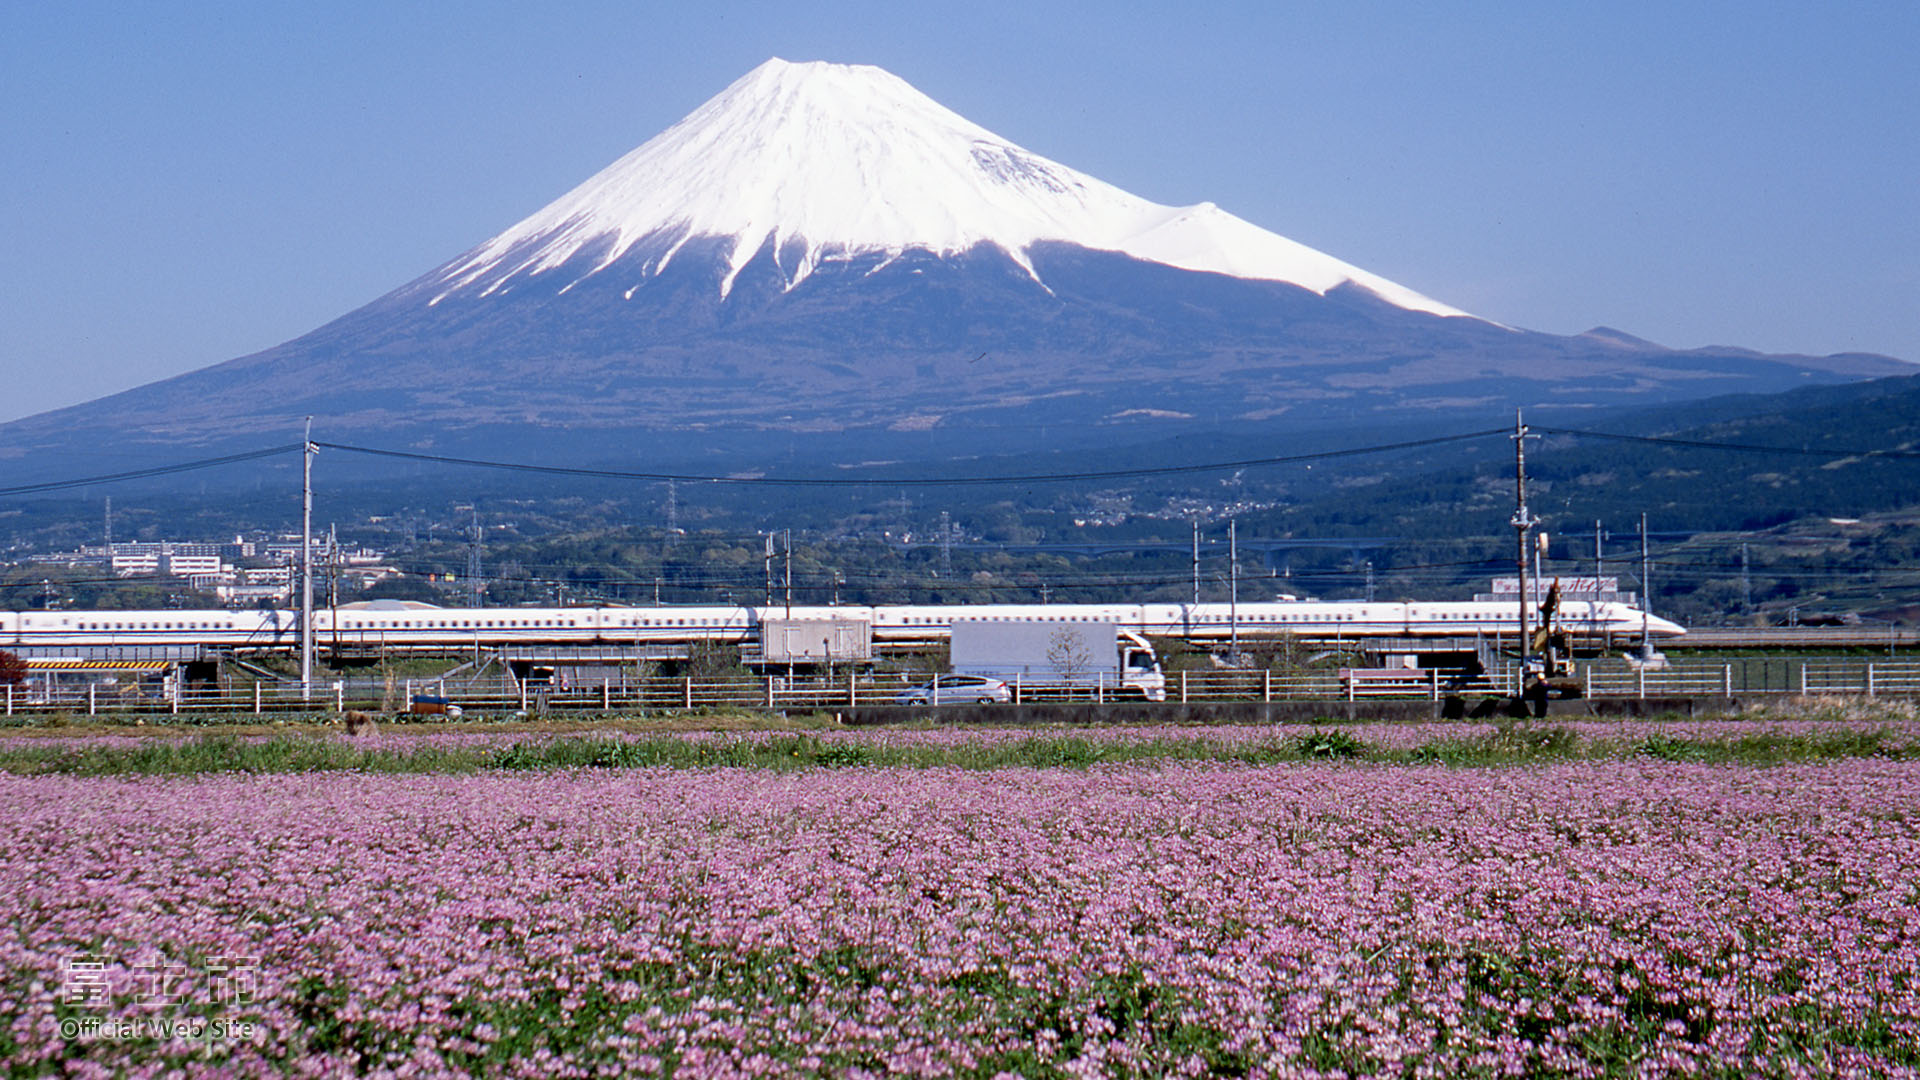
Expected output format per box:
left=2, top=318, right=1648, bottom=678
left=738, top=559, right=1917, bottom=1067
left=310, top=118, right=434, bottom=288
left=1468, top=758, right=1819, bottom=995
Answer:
left=18, top=535, right=396, bottom=606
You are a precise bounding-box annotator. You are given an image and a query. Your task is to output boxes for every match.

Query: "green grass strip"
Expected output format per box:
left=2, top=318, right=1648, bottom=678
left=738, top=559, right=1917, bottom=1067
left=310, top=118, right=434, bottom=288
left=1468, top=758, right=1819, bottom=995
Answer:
left=0, top=724, right=1913, bottom=778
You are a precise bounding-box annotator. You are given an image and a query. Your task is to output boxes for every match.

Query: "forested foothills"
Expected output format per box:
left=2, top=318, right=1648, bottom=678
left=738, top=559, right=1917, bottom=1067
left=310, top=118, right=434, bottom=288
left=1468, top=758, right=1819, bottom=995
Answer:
left=5, top=374, right=1920, bottom=625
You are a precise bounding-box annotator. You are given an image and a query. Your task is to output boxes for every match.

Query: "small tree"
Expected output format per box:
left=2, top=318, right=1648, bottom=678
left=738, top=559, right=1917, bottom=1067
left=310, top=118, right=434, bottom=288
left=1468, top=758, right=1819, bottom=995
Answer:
left=1046, top=626, right=1094, bottom=684
left=0, top=649, right=25, bottom=689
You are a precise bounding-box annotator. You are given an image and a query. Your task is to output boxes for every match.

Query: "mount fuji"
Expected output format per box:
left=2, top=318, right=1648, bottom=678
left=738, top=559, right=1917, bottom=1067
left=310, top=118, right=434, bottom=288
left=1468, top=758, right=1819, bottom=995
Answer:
left=423, top=58, right=1468, bottom=318
left=2, top=58, right=1905, bottom=478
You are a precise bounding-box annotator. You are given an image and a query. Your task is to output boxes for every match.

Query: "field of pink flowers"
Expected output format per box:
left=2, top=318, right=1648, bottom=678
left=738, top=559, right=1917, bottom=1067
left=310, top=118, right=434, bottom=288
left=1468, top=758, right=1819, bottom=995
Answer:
left=9, top=715, right=1919, bottom=754
left=4, top=758, right=1917, bottom=1077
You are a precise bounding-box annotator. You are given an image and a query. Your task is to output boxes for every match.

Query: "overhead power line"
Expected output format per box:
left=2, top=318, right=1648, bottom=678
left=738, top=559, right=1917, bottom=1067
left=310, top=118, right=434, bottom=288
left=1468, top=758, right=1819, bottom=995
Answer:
left=314, top=430, right=1510, bottom=487
left=1535, top=427, right=1920, bottom=460
left=0, top=444, right=304, bottom=497
left=4, top=424, right=1916, bottom=502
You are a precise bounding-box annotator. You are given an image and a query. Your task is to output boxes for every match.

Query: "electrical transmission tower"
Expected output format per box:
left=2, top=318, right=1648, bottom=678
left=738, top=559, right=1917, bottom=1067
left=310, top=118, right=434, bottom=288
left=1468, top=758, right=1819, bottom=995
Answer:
left=467, top=510, right=484, bottom=608
left=939, top=511, right=953, bottom=579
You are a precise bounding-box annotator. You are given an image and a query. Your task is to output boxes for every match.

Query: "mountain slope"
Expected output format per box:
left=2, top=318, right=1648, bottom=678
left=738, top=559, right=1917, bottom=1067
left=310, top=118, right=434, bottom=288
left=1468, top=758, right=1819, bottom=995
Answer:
left=0, top=58, right=1905, bottom=480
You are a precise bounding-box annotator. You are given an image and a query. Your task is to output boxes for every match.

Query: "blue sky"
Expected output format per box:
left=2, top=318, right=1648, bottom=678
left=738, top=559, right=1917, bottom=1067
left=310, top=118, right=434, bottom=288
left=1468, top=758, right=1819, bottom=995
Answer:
left=4, top=1, right=1915, bottom=423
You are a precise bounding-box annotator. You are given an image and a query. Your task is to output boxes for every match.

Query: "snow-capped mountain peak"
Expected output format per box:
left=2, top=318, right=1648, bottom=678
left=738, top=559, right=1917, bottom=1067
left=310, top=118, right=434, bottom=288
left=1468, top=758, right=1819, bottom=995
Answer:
left=428, top=58, right=1470, bottom=318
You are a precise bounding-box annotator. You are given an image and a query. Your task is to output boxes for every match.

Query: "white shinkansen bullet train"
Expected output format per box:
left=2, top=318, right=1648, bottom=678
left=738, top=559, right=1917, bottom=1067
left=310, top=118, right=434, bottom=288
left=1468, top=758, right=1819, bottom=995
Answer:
left=0, top=598, right=1682, bottom=652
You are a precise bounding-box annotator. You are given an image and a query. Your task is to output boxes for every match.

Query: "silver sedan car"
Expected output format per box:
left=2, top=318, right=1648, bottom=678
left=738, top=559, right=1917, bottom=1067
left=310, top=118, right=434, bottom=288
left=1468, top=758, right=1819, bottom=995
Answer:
left=894, top=674, right=1012, bottom=705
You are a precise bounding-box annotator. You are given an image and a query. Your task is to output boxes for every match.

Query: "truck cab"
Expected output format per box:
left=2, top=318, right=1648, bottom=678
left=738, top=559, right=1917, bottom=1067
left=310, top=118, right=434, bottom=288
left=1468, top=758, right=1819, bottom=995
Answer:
left=1119, top=630, right=1166, bottom=701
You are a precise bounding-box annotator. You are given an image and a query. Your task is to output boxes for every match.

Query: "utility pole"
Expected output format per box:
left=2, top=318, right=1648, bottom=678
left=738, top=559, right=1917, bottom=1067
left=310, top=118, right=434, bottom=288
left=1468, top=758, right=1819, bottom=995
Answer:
left=1229, top=518, right=1240, bottom=660
left=665, top=479, right=678, bottom=534
left=300, top=417, right=315, bottom=700
left=1364, top=560, right=1375, bottom=603
left=1640, top=512, right=1652, bottom=653
left=1594, top=520, right=1604, bottom=581
left=1510, top=411, right=1537, bottom=682
left=104, top=497, right=112, bottom=547
left=783, top=529, right=793, bottom=618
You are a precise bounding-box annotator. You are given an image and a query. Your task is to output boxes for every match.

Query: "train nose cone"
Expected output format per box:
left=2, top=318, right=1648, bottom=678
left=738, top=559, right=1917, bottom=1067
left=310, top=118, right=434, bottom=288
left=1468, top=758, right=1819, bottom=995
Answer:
left=1645, top=614, right=1686, bottom=636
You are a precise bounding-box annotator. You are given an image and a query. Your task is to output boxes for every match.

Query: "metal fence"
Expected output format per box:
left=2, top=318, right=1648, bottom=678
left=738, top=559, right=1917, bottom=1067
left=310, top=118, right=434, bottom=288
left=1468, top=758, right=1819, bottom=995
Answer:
left=7, top=659, right=1920, bottom=717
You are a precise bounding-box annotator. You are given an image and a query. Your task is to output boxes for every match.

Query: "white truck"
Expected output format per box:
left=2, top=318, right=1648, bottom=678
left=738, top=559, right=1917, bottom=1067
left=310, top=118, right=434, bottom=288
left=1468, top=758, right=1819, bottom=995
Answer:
left=949, top=619, right=1166, bottom=701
